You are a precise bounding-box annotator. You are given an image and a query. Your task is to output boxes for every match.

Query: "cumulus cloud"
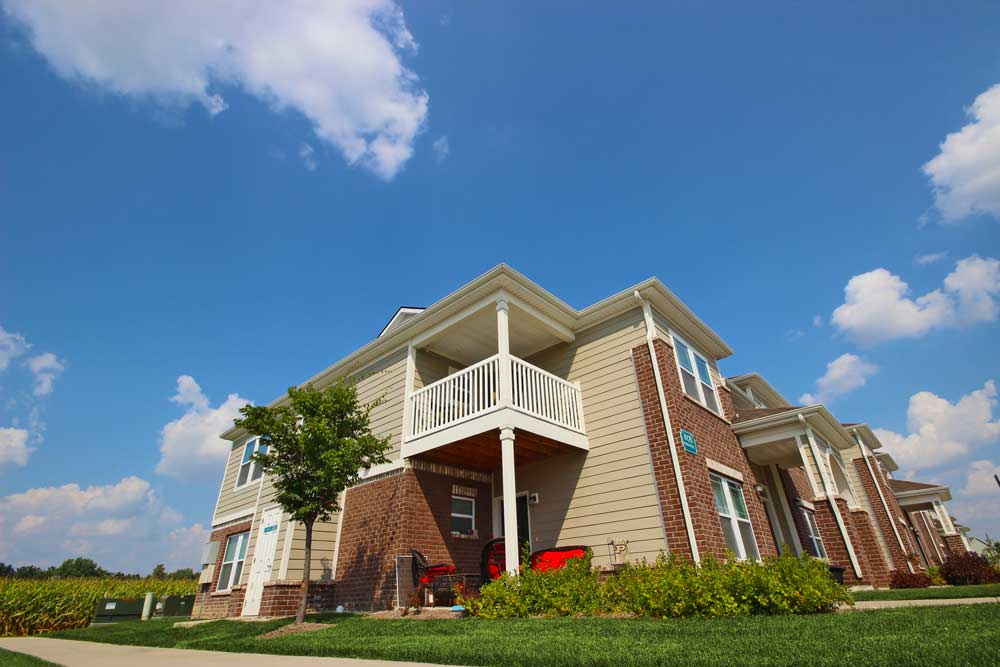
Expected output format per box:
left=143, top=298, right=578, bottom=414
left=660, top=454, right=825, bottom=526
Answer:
left=299, top=143, right=318, bottom=172
left=0, top=324, right=30, bottom=372
left=831, top=255, right=1000, bottom=345
left=156, top=375, right=250, bottom=480
left=799, top=354, right=877, bottom=405
left=959, top=460, right=1000, bottom=497
left=3, top=0, right=429, bottom=180
left=0, top=476, right=201, bottom=570
left=923, top=83, right=1000, bottom=223
left=874, top=380, right=1000, bottom=471
left=25, top=352, right=64, bottom=396
left=0, top=427, right=32, bottom=468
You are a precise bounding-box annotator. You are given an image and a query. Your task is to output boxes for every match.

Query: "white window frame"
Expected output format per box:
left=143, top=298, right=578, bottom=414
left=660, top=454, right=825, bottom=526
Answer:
left=216, top=530, right=249, bottom=592
left=801, top=508, right=828, bottom=559
left=234, top=437, right=268, bottom=490
left=710, top=473, right=760, bottom=561
left=670, top=331, right=722, bottom=416
left=450, top=495, right=476, bottom=536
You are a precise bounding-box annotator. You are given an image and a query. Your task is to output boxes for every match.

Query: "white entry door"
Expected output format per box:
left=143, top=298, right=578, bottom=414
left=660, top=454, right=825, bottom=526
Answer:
left=242, top=507, right=282, bottom=616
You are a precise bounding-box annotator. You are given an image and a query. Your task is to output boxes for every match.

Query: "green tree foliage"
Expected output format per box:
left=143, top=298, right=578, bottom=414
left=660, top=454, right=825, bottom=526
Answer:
left=150, top=564, right=167, bottom=579
left=52, top=558, right=106, bottom=578
left=234, top=380, right=390, bottom=624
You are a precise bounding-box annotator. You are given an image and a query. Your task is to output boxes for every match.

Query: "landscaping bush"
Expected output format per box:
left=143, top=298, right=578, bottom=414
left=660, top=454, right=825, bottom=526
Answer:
left=939, top=552, right=1000, bottom=586
left=0, top=577, right=197, bottom=637
left=889, top=570, right=931, bottom=589
left=460, top=553, right=850, bottom=619
left=926, top=566, right=946, bottom=586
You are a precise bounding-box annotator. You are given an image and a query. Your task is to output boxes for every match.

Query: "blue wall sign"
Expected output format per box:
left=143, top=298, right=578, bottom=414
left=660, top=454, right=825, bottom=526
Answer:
left=680, top=429, right=698, bottom=454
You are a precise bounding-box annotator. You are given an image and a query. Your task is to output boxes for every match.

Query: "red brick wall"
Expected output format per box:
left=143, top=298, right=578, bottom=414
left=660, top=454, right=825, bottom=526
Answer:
left=852, top=458, right=915, bottom=572
left=632, top=339, right=778, bottom=562
left=258, top=581, right=337, bottom=617
left=334, top=466, right=493, bottom=611
left=848, top=507, right=890, bottom=589
left=943, top=533, right=970, bottom=556
left=193, top=519, right=253, bottom=618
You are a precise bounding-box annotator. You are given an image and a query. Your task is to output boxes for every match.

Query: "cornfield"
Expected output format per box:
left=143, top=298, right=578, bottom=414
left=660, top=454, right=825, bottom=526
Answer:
left=0, top=578, right=198, bottom=636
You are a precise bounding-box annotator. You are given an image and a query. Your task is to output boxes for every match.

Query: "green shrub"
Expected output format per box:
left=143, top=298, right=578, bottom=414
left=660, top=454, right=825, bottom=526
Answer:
left=926, top=567, right=946, bottom=586
left=462, top=552, right=850, bottom=619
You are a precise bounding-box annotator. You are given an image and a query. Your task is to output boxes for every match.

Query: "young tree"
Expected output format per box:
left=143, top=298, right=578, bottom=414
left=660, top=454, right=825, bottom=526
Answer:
left=150, top=563, right=167, bottom=579
left=234, top=380, right=389, bottom=624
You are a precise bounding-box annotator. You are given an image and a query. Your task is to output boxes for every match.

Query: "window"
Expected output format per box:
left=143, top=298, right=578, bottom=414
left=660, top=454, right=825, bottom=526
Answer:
left=801, top=509, right=827, bottom=559
left=216, top=531, right=249, bottom=591
left=710, top=474, right=760, bottom=560
left=672, top=335, right=720, bottom=415
left=236, top=438, right=268, bottom=487
left=450, top=496, right=475, bottom=536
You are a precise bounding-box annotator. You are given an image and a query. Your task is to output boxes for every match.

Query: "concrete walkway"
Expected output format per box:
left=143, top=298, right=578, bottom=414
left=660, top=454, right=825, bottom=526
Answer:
left=0, top=638, right=450, bottom=667
left=845, top=596, right=1000, bottom=611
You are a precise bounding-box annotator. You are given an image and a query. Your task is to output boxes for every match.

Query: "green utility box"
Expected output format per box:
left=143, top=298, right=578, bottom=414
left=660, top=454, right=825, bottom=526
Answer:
left=93, top=597, right=144, bottom=624
left=159, top=595, right=195, bottom=617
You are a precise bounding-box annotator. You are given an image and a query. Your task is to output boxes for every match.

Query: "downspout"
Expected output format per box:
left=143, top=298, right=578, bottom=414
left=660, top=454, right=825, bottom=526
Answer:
left=851, top=428, right=914, bottom=573
left=634, top=291, right=700, bottom=563
left=799, top=415, right=862, bottom=578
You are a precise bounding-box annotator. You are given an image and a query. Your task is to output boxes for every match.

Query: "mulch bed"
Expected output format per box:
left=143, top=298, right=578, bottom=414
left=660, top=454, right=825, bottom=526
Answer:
left=257, top=622, right=331, bottom=639
left=369, top=607, right=464, bottom=620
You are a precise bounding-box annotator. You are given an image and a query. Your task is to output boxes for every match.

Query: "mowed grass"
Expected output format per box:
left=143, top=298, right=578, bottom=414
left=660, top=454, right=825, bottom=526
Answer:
left=852, top=584, right=1000, bottom=602
left=48, top=604, right=1000, bottom=667
left=0, top=648, right=61, bottom=666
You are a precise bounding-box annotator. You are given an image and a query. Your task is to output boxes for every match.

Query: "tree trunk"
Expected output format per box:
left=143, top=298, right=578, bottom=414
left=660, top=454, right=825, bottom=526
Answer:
left=296, top=518, right=313, bottom=625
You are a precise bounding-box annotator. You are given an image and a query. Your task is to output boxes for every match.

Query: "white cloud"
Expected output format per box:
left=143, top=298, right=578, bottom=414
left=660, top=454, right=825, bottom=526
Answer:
left=0, top=324, right=30, bottom=372
left=4, top=0, right=429, bottom=180
left=915, top=251, right=948, bottom=266
left=923, top=83, right=1000, bottom=223
left=831, top=255, right=1000, bottom=345
left=0, top=427, right=32, bottom=468
left=432, top=135, right=450, bottom=162
left=25, top=352, right=64, bottom=396
left=874, top=380, right=1000, bottom=471
left=0, top=476, right=199, bottom=570
left=156, top=375, right=250, bottom=480
left=960, top=460, right=1000, bottom=497
left=799, top=353, right=877, bottom=405
left=299, top=143, right=318, bottom=172
left=812, top=314, right=823, bottom=328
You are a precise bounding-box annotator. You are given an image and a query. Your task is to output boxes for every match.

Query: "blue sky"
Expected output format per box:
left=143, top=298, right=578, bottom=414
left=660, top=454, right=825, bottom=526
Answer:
left=1, top=2, right=998, bottom=571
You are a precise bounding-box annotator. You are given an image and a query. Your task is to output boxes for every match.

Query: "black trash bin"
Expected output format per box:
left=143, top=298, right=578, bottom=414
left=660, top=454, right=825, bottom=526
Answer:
left=828, top=565, right=846, bottom=584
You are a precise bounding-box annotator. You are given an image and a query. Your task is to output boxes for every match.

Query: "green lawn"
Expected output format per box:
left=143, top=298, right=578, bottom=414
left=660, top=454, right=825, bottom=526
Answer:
left=852, top=583, right=1000, bottom=602
left=46, top=605, right=1000, bottom=667
left=0, top=648, right=60, bottom=667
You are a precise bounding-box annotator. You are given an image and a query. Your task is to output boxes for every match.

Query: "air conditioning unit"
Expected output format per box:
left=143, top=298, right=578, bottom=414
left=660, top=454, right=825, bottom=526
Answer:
left=200, top=540, right=220, bottom=566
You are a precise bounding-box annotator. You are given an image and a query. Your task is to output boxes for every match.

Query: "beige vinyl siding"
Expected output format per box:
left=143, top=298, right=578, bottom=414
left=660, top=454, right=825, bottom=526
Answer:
left=282, top=513, right=341, bottom=582
left=213, top=439, right=263, bottom=522
left=413, top=350, right=461, bottom=389
left=352, top=347, right=408, bottom=460
left=515, top=308, right=667, bottom=566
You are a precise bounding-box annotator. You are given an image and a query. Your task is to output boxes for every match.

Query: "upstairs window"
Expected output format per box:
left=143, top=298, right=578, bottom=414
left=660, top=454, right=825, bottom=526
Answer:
left=672, top=335, right=721, bottom=415
left=217, top=530, right=249, bottom=592
left=236, top=438, right=268, bottom=487
left=801, top=509, right=827, bottom=559
left=710, top=474, right=760, bottom=561
left=450, top=496, right=476, bottom=536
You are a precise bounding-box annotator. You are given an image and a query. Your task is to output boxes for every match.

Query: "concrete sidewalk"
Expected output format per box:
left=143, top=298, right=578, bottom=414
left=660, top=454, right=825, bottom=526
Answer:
left=845, top=596, right=1000, bottom=611
left=0, top=638, right=450, bottom=667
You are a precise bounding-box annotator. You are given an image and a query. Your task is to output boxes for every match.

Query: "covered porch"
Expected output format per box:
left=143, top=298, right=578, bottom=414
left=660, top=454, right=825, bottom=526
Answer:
left=400, top=291, right=590, bottom=574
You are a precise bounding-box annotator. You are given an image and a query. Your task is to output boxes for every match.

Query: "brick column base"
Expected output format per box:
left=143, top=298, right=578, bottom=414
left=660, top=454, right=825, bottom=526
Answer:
left=259, top=580, right=337, bottom=617
left=942, top=534, right=969, bottom=557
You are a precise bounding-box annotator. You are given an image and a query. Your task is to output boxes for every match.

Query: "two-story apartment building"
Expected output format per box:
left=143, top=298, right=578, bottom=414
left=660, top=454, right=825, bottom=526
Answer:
left=192, top=265, right=971, bottom=617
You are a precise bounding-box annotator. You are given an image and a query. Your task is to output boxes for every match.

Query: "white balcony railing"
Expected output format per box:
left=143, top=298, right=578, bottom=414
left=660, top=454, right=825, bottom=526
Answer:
left=408, top=354, right=584, bottom=439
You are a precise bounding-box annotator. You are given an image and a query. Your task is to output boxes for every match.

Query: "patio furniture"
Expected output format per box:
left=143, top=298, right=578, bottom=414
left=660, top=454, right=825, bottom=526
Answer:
left=480, top=537, right=528, bottom=582
left=530, top=545, right=589, bottom=572
left=411, top=549, right=456, bottom=587
left=480, top=539, right=588, bottom=581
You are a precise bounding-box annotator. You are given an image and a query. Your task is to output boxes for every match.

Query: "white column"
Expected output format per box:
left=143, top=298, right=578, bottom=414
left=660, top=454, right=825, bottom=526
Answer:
left=500, top=426, right=519, bottom=574
left=769, top=464, right=803, bottom=556
left=496, top=297, right=513, bottom=407
left=402, top=343, right=416, bottom=441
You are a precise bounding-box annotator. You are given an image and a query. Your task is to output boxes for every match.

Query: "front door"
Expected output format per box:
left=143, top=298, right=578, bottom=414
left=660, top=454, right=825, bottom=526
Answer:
left=496, top=494, right=531, bottom=546
left=241, top=507, right=282, bottom=616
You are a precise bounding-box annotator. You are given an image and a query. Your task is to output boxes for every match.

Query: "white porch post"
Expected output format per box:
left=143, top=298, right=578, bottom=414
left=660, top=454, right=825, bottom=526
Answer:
left=500, top=426, right=519, bottom=574
left=769, top=464, right=804, bottom=556
left=496, top=297, right=513, bottom=408
left=402, top=343, right=416, bottom=442
left=934, top=501, right=957, bottom=535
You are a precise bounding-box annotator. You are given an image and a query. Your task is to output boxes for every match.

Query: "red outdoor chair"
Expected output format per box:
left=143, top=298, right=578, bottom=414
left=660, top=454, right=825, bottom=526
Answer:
left=410, top=549, right=455, bottom=587
left=530, top=545, right=589, bottom=572
left=480, top=537, right=528, bottom=582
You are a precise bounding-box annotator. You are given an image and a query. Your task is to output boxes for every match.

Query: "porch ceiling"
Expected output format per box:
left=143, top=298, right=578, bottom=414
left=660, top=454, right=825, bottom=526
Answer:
left=414, top=428, right=582, bottom=472
left=420, top=300, right=566, bottom=366
left=742, top=436, right=802, bottom=468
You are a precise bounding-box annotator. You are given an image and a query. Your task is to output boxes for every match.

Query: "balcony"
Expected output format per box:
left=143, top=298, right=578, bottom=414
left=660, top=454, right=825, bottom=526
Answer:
left=400, top=294, right=589, bottom=465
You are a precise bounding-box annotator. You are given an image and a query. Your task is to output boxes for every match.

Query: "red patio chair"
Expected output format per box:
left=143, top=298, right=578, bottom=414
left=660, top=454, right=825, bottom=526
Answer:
left=480, top=537, right=528, bottom=582
left=530, top=545, right=589, bottom=572
left=410, top=550, right=455, bottom=587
